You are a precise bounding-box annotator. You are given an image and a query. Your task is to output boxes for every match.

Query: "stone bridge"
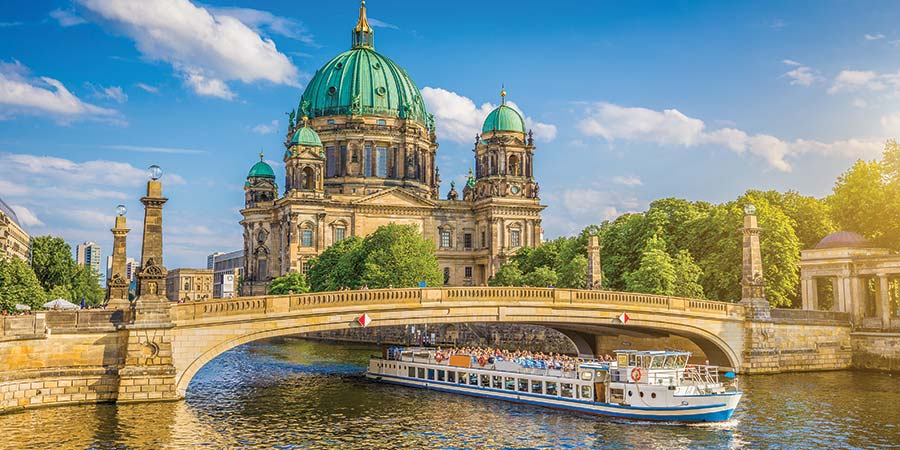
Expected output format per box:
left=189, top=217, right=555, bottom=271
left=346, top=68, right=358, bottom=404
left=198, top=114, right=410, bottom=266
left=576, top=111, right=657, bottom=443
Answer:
left=0, top=287, right=854, bottom=414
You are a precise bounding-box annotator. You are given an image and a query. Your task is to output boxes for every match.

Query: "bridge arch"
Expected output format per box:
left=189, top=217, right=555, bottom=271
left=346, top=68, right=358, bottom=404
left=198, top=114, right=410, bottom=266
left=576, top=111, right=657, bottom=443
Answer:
left=170, top=288, right=746, bottom=395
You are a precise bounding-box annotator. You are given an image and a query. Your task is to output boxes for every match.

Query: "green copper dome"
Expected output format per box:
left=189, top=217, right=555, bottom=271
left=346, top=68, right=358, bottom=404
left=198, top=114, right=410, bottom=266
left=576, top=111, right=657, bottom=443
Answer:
left=290, top=125, right=323, bottom=147
left=248, top=155, right=276, bottom=179
left=301, top=48, right=428, bottom=124
left=482, top=104, right=525, bottom=134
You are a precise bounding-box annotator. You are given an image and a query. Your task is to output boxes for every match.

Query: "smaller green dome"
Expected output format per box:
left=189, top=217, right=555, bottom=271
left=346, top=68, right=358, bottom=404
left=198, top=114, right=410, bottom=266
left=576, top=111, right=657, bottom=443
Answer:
left=290, top=125, right=323, bottom=147
left=248, top=154, right=276, bottom=179
left=482, top=104, right=525, bottom=134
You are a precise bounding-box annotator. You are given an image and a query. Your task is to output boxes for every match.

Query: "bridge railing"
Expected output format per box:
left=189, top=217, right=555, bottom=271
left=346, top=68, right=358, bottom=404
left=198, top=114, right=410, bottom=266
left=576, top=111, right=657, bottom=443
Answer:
left=170, top=287, right=742, bottom=322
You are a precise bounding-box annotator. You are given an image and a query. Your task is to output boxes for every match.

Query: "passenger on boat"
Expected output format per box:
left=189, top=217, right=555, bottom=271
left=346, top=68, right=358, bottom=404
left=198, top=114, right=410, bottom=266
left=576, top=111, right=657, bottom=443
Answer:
left=435, top=346, right=597, bottom=372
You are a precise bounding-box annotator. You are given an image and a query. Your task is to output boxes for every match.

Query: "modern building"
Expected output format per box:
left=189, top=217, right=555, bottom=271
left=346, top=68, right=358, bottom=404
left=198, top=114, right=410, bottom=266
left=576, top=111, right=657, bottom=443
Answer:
left=240, top=2, right=545, bottom=295
left=165, top=268, right=214, bottom=302
left=0, top=197, right=31, bottom=262
left=76, top=241, right=103, bottom=286
left=212, top=250, right=244, bottom=298
left=106, top=255, right=137, bottom=283
left=207, top=251, right=225, bottom=270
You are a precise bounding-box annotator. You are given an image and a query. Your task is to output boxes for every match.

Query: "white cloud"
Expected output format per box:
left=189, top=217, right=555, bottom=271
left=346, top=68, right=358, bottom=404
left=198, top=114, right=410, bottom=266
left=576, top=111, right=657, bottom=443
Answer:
left=421, top=87, right=557, bottom=144
left=207, top=6, right=316, bottom=46
left=252, top=119, right=279, bottom=135
left=865, top=33, right=886, bottom=41
left=828, top=69, right=896, bottom=94
left=9, top=205, right=42, bottom=226
left=135, top=82, right=159, bottom=94
left=577, top=102, right=882, bottom=172
left=50, top=9, right=87, bottom=27
left=612, top=175, right=642, bottom=187
left=0, top=60, right=118, bottom=121
left=782, top=61, right=823, bottom=87
left=0, top=153, right=185, bottom=188
left=77, top=0, right=300, bottom=99
left=881, top=113, right=900, bottom=136
left=368, top=17, right=398, bottom=29
left=90, top=84, right=128, bottom=103
left=852, top=98, right=868, bottom=109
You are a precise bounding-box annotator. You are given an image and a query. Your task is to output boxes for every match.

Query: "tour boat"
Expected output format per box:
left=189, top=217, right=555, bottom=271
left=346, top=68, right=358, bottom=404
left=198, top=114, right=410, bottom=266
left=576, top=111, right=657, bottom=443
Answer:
left=366, top=348, right=742, bottom=423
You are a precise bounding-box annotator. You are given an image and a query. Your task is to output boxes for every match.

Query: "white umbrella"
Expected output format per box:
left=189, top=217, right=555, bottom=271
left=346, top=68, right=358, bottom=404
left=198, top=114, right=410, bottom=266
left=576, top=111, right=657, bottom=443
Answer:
left=42, top=298, right=78, bottom=310
left=14, top=304, right=31, bottom=311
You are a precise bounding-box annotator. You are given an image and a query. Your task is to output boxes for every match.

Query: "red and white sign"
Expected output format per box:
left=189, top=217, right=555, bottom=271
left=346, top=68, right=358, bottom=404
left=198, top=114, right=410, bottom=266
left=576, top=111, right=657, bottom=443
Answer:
left=357, top=313, right=372, bottom=327
left=618, top=312, right=630, bottom=324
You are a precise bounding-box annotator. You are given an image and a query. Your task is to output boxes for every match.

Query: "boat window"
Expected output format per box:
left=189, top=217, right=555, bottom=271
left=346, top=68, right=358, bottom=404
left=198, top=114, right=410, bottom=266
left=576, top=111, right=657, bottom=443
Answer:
left=546, top=381, right=558, bottom=396
left=505, top=377, right=516, bottom=390
left=651, top=392, right=657, bottom=399
left=417, top=368, right=425, bottom=379
left=643, top=355, right=652, bottom=368
left=437, top=370, right=445, bottom=382
left=470, top=374, right=478, bottom=385
left=457, top=372, right=466, bottom=384
left=618, top=353, right=629, bottom=367
left=675, top=355, right=688, bottom=368
left=664, top=355, right=676, bottom=369
left=580, top=371, right=593, bottom=381
left=561, top=383, right=574, bottom=398
left=531, top=380, right=543, bottom=394
left=580, top=385, right=591, bottom=399
left=651, top=356, right=664, bottom=369
left=427, top=369, right=435, bottom=380
left=518, top=379, right=528, bottom=392
left=480, top=374, right=490, bottom=387
left=409, top=367, right=415, bottom=378
left=447, top=371, right=456, bottom=383
left=493, top=376, right=503, bottom=389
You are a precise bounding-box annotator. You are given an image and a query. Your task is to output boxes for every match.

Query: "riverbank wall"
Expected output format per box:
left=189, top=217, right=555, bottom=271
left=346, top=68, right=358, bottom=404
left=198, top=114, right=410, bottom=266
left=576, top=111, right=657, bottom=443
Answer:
left=851, top=332, right=900, bottom=372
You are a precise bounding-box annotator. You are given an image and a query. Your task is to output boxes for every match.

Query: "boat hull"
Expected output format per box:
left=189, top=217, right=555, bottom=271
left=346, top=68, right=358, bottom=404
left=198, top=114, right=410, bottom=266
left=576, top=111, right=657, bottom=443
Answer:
left=366, top=372, right=740, bottom=423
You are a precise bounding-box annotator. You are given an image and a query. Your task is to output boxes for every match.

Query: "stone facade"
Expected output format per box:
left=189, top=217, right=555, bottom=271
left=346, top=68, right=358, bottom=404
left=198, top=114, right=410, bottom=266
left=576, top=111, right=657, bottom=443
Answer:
left=166, top=268, right=214, bottom=302
left=851, top=332, right=900, bottom=371
left=0, top=197, right=30, bottom=262
left=239, top=4, right=544, bottom=294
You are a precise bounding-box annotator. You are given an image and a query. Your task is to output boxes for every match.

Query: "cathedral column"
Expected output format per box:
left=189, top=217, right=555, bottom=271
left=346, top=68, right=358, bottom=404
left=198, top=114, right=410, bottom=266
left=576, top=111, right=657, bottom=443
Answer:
left=877, top=274, right=891, bottom=329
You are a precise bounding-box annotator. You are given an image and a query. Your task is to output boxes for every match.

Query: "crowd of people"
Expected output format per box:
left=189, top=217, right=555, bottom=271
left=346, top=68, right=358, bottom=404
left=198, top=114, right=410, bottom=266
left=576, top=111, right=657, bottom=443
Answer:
left=432, top=346, right=614, bottom=371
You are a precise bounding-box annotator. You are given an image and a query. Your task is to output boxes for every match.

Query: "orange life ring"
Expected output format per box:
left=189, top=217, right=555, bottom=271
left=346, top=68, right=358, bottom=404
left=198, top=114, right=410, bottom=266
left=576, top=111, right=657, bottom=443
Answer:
left=478, top=355, right=487, bottom=367
left=631, top=367, right=643, bottom=382
left=435, top=353, right=444, bottom=363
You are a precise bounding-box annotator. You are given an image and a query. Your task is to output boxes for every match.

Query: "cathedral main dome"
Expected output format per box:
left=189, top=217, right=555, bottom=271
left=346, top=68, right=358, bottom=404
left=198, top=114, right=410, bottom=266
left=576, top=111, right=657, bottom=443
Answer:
left=299, top=1, right=428, bottom=124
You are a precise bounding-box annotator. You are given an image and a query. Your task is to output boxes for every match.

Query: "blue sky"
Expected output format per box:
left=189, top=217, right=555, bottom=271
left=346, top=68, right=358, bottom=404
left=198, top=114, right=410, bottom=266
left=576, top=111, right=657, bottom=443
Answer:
left=1, top=0, right=898, bottom=269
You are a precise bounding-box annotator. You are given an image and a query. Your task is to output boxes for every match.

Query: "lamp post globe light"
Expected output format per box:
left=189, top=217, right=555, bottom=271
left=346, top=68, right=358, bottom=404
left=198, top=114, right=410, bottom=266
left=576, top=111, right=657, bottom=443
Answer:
left=744, top=204, right=757, bottom=216
left=148, top=165, right=163, bottom=180
left=116, top=204, right=127, bottom=216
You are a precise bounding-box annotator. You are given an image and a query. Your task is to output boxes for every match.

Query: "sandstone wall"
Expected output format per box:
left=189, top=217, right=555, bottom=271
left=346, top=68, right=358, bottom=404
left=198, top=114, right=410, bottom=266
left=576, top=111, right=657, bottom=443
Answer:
left=851, top=332, right=900, bottom=372
left=742, top=314, right=853, bottom=373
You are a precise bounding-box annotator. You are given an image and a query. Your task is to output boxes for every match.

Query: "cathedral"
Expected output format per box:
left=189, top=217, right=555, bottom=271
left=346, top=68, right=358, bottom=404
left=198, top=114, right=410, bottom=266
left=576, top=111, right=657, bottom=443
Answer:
left=240, top=2, right=545, bottom=294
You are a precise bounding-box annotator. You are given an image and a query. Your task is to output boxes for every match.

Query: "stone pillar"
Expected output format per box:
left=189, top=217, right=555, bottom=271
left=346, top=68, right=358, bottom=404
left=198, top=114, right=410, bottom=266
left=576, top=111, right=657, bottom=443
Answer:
left=586, top=235, right=602, bottom=290
left=106, top=210, right=131, bottom=310
left=878, top=274, right=891, bottom=329
left=801, top=277, right=811, bottom=310
left=118, top=167, right=179, bottom=404
left=739, top=205, right=768, bottom=316
left=832, top=277, right=843, bottom=312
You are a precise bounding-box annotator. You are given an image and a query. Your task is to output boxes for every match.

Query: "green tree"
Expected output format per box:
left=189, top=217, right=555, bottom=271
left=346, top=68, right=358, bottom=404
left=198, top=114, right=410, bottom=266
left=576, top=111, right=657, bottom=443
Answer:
left=31, top=236, right=74, bottom=292
left=489, top=261, right=524, bottom=286
left=69, top=264, right=105, bottom=306
left=557, top=254, right=588, bottom=288
left=307, top=236, right=363, bottom=291
left=357, top=224, right=443, bottom=288
left=0, top=257, right=46, bottom=312
left=268, top=272, right=310, bottom=295
left=671, top=250, right=704, bottom=298
left=624, top=235, right=677, bottom=295
left=523, top=266, right=558, bottom=287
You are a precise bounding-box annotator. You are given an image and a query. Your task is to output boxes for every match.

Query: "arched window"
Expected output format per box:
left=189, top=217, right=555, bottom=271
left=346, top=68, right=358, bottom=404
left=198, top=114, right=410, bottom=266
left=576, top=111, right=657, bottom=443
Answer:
left=508, top=154, right=520, bottom=176
left=302, top=167, right=315, bottom=190
left=490, top=154, right=497, bottom=175
left=299, top=222, right=315, bottom=247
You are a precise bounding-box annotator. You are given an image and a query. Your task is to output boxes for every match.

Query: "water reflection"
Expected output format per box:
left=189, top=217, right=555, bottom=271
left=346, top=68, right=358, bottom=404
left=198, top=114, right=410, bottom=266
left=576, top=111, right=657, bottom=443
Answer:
left=0, top=337, right=898, bottom=449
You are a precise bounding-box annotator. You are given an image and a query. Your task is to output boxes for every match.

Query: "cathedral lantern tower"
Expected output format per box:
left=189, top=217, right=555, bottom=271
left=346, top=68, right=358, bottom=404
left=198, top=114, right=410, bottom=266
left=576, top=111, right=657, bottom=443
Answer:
left=284, top=117, right=325, bottom=197
left=244, top=154, right=278, bottom=209
left=473, top=89, right=539, bottom=201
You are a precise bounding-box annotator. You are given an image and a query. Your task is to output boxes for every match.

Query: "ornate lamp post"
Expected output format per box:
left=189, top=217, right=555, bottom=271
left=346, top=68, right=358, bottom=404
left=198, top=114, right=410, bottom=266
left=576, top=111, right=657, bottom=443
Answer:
left=105, top=204, right=131, bottom=310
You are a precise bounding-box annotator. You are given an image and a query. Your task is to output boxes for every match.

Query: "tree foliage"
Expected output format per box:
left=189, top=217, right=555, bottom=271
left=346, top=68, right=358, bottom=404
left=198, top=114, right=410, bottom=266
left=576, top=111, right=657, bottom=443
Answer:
left=69, top=264, right=105, bottom=306
left=0, top=257, right=46, bottom=312
left=268, top=272, right=310, bottom=295
left=307, top=225, right=442, bottom=291
left=31, top=236, right=74, bottom=292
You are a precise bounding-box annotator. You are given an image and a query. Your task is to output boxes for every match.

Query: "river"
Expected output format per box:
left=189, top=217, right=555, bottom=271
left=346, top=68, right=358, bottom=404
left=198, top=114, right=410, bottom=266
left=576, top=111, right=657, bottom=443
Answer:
left=1, top=338, right=898, bottom=449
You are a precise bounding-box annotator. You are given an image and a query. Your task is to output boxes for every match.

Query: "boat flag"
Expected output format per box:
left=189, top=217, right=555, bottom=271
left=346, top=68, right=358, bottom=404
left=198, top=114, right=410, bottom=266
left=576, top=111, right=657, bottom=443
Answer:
left=618, top=312, right=630, bottom=324
left=357, top=313, right=372, bottom=327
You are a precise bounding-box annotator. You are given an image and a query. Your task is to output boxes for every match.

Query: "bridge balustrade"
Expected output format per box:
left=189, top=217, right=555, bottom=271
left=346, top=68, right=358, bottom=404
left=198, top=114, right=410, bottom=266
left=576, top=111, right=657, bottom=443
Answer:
left=170, top=287, right=742, bottom=322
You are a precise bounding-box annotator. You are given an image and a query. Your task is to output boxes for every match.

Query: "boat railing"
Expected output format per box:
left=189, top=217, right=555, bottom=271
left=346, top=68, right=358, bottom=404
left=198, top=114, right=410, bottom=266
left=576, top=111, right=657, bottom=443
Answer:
left=682, top=365, right=721, bottom=392
left=393, top=352, right=579, bottom=379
